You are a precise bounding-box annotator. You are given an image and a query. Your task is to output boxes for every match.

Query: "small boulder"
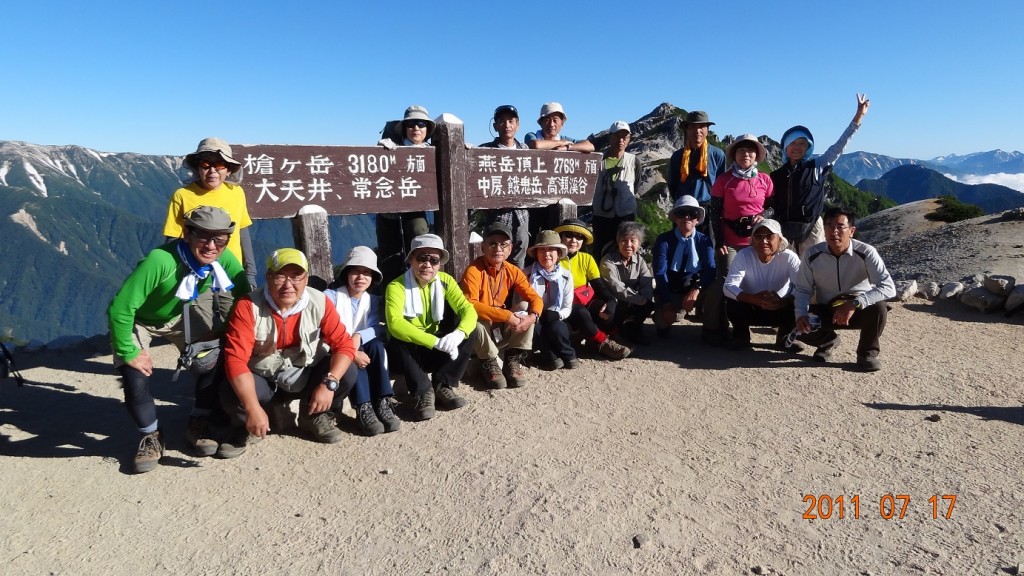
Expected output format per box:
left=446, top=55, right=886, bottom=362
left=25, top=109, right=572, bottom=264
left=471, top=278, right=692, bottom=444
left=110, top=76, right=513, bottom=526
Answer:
left=983, top=274, right=1016, bottom=296
left=892, top=280, right=917, bottom=302
left=959, top=286, right=1006, bottom=313
left=917, top=281, right=940, bottom=299
left=939, top=282, right=964, bottom=300
left=1005, top=285, right=1024, bottom=312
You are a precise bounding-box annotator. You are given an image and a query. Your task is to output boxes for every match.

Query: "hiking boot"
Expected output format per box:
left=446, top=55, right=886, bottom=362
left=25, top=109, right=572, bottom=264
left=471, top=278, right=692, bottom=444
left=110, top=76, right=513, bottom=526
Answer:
left=539, top=353, right=564, bottom=371
left=298, top=412, right=344, bottom=444
left=481, top=357, right=507, bottom=389
left=412, top=389, right=436, bottom=421
left=598, top=339, right=631, bottom=360
left=503, top=349, right=529, bottom=388
left=374, top=397, right=401, bottom=432
left=216, top=427, right=263, bottom=459
left=563, top=357, right=580, bottom=369
left=435, top=385, right=467, bottom=409
left=776, top=330, right=805, bottom=353
left=133, top=430, right=164, bottom=474
left=184, top=416, right=218, bottom=457
left=356, top=402, right=385, bottom=437
left=857, top=355, right=883, bottom=372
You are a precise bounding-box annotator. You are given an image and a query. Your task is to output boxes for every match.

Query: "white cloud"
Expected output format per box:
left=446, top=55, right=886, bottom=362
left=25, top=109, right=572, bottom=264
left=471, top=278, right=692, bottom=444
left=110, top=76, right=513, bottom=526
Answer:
left=945, top=172, right=1024, bottom=193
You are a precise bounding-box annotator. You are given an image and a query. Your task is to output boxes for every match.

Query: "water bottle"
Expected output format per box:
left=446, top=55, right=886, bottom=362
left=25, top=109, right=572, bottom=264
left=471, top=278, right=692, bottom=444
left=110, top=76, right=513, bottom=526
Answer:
left=784, top=313, right=820, bottom=349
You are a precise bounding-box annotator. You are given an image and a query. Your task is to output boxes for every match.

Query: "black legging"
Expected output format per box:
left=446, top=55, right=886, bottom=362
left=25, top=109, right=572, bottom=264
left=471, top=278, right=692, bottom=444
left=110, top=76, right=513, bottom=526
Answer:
left=117, top=364, right=219, bottom=430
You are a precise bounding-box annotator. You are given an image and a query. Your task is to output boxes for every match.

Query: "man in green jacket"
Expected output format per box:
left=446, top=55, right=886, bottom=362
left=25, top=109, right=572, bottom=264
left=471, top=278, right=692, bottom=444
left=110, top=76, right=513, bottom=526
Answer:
left=384, top=234, right=478, bottom=421
left=107, top=206, right=250, bottom=473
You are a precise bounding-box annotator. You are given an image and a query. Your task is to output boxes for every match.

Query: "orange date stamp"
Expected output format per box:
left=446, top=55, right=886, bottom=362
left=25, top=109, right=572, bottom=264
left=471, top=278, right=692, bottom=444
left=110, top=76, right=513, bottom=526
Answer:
left=802, top=494, right=957, bottom=520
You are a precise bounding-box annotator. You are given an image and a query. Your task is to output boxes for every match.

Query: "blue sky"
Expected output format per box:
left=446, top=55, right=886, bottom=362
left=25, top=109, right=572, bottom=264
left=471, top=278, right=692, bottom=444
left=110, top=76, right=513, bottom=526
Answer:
left=3, top=1, right=1022, bottom=161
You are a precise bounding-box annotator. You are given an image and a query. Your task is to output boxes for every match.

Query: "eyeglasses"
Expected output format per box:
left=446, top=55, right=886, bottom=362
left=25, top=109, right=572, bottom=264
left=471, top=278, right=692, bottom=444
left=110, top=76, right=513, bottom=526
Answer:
left=406, top=121, right=428, bottom=129
left=486, top=241, right=512, bottom=250
left=824, top=224, right=852, bottom=231
left=415, top=253, right=442, bottom=266
left=190, top=232, right=228, bottom=248
left=268, top=272, right=308, bottom=285
left=752, top=233, right=776, bottom=242
left=560, top=233, right=586, bottom=241
left=198, top=161, right=228, bottom=171
left=678, top=212, right=700, bottom=220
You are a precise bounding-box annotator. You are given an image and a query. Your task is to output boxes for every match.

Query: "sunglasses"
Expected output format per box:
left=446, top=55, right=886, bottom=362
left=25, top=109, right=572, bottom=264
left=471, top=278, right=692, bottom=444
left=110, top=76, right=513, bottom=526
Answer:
left=415, top=253, right=442, bottom=266
left=198, top=161, right=228, bottom=171
left=560, top=232, right=586, bottom=241
left=406, top=120, right=428, bottom=129
left=678, top=212, right=700, bottom=220
left=190, top=231, right=228, bottom=248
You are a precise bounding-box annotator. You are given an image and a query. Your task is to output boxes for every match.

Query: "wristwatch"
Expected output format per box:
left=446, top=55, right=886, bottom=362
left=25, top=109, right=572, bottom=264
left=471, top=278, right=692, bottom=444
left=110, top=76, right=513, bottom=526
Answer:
left=322, top=374, right=340, bottom=392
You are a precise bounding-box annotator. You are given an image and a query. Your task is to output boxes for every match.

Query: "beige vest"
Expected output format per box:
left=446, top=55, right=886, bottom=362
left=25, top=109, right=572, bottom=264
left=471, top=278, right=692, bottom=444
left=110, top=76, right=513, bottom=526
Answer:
left=249, top=288, right=330, bottom=392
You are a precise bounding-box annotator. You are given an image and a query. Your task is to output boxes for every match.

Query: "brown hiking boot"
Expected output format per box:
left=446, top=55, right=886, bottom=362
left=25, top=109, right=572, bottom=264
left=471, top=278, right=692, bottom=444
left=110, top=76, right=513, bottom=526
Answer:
left=184, top=416, right=217, bottom=457
left=481, top=357, right=507, bottom=389
left=134, top=430, right=164, bottom=474
left=598, top=339, right=631, bottom=360
left=298, top=412, right=344, bottom=444
left=503, top=349, right=529, bottom=388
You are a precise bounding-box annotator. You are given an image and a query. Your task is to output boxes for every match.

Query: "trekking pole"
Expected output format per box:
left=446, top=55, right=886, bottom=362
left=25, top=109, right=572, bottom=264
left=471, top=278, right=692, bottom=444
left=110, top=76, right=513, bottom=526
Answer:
left=0, top=341, right=26, bottom=386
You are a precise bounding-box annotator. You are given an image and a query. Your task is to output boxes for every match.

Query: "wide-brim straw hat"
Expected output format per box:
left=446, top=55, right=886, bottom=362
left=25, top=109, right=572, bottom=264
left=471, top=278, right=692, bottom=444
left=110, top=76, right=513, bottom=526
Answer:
left=726, top=133, right=767, bottom=164
left=527, top=230, right=568, bottom=259
left=184, top=137, right=242, bottom=174
left=554, top=218, right=594, bottom=245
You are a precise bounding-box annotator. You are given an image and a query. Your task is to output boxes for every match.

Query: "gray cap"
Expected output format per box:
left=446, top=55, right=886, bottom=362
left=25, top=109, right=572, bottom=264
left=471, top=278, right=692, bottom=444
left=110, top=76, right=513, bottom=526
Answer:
left=184, top=205, right=236, bottom=234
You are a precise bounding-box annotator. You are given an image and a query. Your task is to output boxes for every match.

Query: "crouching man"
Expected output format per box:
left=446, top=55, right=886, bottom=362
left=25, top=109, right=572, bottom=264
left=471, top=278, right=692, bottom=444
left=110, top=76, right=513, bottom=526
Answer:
left=723, top=219, right=801, bottom=350
left=794, top=207, right=896, bottom=371
left=107, top=206, right=250, bottom=473
left=219, top=248, right=357, bottom=458
left=385, top=234, right=479, bottom=421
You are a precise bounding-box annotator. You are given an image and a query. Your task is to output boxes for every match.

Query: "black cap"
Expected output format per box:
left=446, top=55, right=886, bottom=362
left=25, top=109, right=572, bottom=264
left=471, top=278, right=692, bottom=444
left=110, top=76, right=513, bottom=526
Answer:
left=493, top=105, right=519, bottom=119
left=483, top=222, right=513, bottom=240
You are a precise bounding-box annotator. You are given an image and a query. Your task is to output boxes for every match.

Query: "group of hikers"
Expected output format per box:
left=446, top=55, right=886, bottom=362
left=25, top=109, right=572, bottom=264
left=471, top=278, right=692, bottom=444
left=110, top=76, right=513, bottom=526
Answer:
left=107, top=95, right=896, bottom=474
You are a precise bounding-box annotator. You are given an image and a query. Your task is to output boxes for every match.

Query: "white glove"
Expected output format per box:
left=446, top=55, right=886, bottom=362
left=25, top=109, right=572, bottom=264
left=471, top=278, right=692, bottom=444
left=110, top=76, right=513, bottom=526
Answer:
left=377, top=138, right=398, bottom=150
left=435, top=331, right=465, bottom=360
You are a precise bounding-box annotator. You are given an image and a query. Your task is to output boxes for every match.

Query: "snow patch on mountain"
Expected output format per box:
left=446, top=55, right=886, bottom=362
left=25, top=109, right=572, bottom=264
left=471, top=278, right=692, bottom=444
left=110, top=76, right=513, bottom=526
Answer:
left=22, top=161, right=47, bottom=196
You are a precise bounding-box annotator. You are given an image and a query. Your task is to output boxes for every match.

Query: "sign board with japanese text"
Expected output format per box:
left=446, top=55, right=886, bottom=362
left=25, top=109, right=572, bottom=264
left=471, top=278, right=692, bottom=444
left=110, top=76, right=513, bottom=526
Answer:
left=232, top=144, right=438, bottom=219
left=465, top=149, right=601, bottom=210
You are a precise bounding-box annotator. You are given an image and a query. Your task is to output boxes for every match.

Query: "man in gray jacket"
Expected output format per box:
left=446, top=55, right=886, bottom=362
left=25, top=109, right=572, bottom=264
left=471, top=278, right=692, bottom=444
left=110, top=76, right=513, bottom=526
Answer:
left=794, top=207, right=895, bottom=371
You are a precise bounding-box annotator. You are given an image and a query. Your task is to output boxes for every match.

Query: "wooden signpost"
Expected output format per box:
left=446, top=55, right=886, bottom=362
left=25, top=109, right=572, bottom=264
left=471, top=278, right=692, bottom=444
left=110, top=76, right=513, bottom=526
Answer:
left=233, top=118, right=601, bottom=284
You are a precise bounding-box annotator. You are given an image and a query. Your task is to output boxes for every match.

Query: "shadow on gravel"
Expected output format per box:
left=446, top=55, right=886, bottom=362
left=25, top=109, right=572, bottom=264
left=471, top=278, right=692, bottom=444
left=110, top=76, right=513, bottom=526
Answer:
left=0, top=364, right=192, bottom=468
left=864, top=402, right=1024, bottom=427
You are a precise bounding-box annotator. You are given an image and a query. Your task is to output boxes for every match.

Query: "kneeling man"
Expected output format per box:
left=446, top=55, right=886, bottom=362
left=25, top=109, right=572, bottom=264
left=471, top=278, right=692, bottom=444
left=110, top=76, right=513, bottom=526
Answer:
left=794, top=207, right=895, bottom=371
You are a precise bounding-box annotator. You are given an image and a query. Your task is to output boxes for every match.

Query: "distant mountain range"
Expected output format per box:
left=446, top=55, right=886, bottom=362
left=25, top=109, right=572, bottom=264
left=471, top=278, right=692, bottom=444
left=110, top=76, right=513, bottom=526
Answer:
left=2, top=105, right=1023, bottom=343
left=0, top=141, right=373, bottom=342
left=855, top=164, right=1024, bottom=214
left=834, top=149, right=1024, bottom=186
